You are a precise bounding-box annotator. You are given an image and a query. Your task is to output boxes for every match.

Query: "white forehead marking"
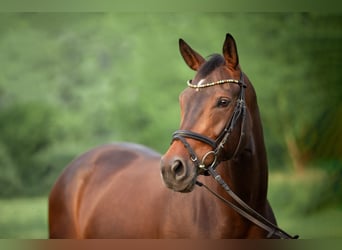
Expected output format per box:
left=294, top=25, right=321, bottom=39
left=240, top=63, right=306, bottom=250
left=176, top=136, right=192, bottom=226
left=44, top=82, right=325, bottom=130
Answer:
left=198, top=78, right=206, bottom=86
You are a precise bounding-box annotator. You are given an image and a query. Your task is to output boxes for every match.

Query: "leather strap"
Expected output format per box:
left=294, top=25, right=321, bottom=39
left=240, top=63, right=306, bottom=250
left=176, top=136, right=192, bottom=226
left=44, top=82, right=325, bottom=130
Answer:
left=196, top=167, right=299, bottom=239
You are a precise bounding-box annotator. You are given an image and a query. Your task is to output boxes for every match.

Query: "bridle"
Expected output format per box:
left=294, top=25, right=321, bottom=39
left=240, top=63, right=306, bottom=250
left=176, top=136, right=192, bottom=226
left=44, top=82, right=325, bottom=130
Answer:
left=170, top=72, right=299, bottom=239
left=172, top=72, right=247, bottom=173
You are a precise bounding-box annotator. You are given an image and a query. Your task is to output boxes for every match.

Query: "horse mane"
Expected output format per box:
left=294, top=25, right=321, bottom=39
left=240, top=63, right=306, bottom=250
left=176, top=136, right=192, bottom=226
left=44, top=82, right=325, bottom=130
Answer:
left=198, top=54, right=225, bottom=77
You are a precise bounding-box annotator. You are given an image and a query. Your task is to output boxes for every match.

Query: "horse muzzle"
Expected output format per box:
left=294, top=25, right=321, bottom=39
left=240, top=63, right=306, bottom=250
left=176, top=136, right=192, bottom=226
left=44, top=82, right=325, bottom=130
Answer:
left=160, top=155, right=198, bottom=193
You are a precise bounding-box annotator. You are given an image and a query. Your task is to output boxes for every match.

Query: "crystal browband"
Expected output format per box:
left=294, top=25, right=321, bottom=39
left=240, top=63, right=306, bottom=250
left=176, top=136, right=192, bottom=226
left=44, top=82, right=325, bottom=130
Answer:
left=187, top=79, right=241, bottom=89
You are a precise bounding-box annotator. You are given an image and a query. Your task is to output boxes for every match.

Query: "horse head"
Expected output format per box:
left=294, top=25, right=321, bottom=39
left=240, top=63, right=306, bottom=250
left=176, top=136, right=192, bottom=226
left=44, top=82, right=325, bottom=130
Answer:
left=161, top=34, right=254, bottom=193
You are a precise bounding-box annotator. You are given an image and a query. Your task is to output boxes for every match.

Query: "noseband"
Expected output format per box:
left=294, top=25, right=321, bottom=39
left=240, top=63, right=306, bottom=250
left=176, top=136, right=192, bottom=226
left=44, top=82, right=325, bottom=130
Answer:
left=172, top=73, right=247, bottom=173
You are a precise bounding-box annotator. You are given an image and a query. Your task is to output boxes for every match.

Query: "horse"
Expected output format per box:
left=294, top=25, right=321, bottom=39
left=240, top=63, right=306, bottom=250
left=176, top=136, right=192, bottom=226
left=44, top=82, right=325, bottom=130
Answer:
left=49, top=33, right=297, bottom=239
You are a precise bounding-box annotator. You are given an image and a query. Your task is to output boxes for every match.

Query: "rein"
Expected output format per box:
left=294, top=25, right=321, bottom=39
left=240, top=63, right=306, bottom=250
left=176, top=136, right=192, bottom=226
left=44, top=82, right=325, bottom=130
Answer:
left=196, top=172, right=299, bottom=239
left=171, top=73, right=299, bottom=239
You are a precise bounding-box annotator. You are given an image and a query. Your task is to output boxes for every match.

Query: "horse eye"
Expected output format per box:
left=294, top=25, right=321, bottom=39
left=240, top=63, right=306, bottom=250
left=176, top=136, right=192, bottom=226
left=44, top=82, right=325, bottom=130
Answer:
left=217, top=98, right=231, bottom=108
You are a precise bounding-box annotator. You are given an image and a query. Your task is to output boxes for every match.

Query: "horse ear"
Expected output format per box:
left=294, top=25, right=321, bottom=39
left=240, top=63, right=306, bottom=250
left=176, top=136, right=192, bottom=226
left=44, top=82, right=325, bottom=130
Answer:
left=179, top=39, right=205, bottom=71
left=223, top=33, right=239, bottom=70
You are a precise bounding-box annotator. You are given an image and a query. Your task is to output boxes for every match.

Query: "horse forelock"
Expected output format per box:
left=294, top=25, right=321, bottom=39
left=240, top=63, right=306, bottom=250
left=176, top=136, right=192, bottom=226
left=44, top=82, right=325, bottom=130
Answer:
left=198, top=54, right=226, bottom=78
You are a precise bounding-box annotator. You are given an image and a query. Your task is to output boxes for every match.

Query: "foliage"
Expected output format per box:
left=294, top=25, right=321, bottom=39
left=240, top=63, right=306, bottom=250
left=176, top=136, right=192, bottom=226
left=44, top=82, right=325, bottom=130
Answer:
left=0, top=13, right=341, bottom=197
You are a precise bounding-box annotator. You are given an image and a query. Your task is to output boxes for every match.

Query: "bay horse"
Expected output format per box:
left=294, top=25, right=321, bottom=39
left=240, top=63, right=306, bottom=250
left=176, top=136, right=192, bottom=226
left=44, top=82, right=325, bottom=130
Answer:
left=49, top=34, right=297, bottom=239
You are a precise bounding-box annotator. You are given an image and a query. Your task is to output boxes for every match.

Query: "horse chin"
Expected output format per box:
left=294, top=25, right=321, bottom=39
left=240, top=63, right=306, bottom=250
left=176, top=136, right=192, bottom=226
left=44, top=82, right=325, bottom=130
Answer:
left=162, top=173, right=197, bottom=193
left=177, top=179, right=196, bottom=193
left=169, top=181, right=196, bottom=193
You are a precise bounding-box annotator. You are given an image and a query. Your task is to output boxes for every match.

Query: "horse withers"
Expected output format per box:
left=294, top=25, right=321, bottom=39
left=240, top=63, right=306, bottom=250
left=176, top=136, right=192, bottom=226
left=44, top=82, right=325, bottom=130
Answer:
left=49, top=34, right=296, bottom=238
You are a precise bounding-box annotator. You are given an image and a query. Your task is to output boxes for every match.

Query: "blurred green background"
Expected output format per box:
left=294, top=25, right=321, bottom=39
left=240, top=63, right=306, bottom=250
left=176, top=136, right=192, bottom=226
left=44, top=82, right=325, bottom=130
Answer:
left=0, top=13, right=341, bottom=238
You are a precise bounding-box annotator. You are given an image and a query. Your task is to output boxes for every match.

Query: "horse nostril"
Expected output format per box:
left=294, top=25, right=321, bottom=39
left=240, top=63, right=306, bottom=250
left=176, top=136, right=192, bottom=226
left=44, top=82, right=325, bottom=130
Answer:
left=171, top=160, right=186, bottom=179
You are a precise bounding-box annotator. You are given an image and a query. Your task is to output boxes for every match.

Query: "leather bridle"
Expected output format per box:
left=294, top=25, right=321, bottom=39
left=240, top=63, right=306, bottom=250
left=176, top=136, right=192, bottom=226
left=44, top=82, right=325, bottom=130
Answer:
left=170, top=73, right=299, bottom=239
left=172, top=72, right=247, bottom=173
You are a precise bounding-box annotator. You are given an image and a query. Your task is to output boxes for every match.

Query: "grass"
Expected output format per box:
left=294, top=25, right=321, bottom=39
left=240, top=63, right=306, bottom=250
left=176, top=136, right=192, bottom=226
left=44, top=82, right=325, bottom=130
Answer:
left=268, top=169, right=342, bottom=239
left=0, top=197, right=48, bottom=239
left=275, top=207, right=342, bottom=239
left=0, top=169, right=341, bottom=239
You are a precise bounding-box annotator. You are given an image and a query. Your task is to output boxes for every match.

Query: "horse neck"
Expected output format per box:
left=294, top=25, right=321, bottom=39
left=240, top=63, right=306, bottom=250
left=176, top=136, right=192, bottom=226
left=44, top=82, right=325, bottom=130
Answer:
left=218, top=89, right=269, bottom=208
